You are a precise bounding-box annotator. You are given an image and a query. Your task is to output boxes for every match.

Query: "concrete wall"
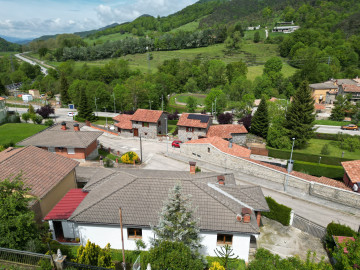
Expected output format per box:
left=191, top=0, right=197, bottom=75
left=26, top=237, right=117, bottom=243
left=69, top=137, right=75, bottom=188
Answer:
left=181, top=143, right=360, bottom=209
left=178, top=126, right=207, bottom=142
left=75, top=223, right=252, bottom=261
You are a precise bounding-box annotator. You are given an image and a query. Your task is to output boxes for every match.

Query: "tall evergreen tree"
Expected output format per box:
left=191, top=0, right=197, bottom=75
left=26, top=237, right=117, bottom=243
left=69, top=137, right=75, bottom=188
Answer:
left=250, top=97, right=269, bottom=138
left=77, top=87, right=95, bottom=121
left=284, top=80, right=315, bottom=148
left=152, top=184, right=201, bottom=253
left=59, top=74, right=71, bottom=105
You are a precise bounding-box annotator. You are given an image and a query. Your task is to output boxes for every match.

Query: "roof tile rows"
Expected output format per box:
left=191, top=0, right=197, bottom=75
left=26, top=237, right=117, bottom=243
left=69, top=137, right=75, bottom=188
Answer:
left=309, top=83, right=338, bottom=90
left=113, top=114, right=133, bottom=130
left=177, top=113, right=211, bottom=128
left=342, top=84, right=360, bottom=93
left=130, top=109, right=163, bottom=123
left=207, top=124, right=248, bottom=139
left=341, top=160, right=360, bottom=184
left=0, top=146, right=79, bottom=198
left=185, top=137, right=252, bottom=158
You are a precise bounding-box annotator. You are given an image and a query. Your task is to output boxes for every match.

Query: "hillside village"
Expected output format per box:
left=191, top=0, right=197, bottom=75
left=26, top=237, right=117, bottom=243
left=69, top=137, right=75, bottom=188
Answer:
left=1, top=0, right=360, bottom=269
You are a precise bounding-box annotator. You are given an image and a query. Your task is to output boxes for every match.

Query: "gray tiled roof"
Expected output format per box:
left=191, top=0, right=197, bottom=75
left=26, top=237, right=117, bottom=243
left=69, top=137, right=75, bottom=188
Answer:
left=309, top=83, right=338, bottom=90
left=17, top=126, right=103, bottom=148
left=69, top=169, right=266, bottom=234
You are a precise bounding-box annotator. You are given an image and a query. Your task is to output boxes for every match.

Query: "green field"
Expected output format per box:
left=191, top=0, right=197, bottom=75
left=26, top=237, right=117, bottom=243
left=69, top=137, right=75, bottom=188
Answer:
left=0, top=123, right=47, bottom=145
left=174, top=93, right=206, bottom=105
left=84, top=33, right=134, bottom=45
left=314, top=120, right=351, bottom=126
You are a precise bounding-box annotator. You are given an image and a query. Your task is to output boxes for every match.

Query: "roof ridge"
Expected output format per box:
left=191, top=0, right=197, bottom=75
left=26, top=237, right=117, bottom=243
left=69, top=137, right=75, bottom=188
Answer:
left=220, top=185, right=262, bottom=208
left=70, top=173, right=138, bottom=220
left=83, top=171, right=119, bottom=191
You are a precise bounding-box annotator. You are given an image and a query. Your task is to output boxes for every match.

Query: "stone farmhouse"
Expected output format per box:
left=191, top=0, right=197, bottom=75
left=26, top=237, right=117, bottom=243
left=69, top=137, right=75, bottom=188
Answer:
left=0, top=146, right=79, bottom=222
left=113, top=109, right=167, bottom=139
left=45, top=167, right=269, bottom=262
left=338, top=84, right=360, bottom=104
left=177, top=113, right=212, bottom=142
left=207, top=124, right=248, bottom=145
left=17, top=122, right=103, bottom=162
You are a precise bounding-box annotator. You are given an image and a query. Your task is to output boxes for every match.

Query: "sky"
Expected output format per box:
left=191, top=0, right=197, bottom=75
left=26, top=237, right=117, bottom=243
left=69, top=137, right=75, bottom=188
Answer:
left=0, top=0, right=198, bottom=39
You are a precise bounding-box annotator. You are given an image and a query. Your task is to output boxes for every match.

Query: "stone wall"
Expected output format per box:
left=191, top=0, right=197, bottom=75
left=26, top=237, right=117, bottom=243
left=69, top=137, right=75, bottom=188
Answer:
left=132, top=122, right=158, bottom=139
left=180, top=143, right=360, bottom=209
left=232, top=133, right=247, bottom=145
left=178, top=126, right=207, bottom=142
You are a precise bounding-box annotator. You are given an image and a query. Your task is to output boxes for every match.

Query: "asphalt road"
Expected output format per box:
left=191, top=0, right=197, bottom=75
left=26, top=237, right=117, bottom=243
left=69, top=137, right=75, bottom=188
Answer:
left=15, top=53, right=48, bottom=75
left=315, top=124, right=360, bottom=135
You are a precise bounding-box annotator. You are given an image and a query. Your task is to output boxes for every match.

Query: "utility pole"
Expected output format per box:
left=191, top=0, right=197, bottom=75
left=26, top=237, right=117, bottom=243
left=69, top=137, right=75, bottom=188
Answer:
left=215, top=97, right=217, bottom=116
left=119, top=208, right=126, bottom=270
left=140, top=134, right=143, bottom=164
left=103, top=106, right=108, bottom=129
left=161, top=95, right=164, bottom=111
left=113, top=92, right=116, bottom=113
left=165, top=117, right=168, bottom=155
left=94, top=97, right=98, bottom=117
left=212, top=102, right=214, bottom=115
left=149, top=100, right=152, bottom=110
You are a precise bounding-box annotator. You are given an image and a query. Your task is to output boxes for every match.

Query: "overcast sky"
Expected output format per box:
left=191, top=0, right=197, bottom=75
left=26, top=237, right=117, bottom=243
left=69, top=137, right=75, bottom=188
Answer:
left=0, top=0, right=198, bottom=39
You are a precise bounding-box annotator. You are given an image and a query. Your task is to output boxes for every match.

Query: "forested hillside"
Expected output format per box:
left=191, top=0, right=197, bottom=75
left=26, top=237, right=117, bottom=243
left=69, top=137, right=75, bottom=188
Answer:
left=0, top=38, right=21, bottom=52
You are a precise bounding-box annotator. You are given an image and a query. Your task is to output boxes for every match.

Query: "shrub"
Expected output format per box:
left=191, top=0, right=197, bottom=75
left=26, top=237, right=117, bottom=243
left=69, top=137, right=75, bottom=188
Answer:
left=262, top=197, right=292, bottom=226
left=313, top=133, right=341, bottom=141
left=342, top=136, right=360, bottom=152
left=217, top=113, right=233, bottom=124
left=31, top=114, right=43, bottom=124
left=44, top=119, right=54, bottom=126
left=121, top=151, right=139, bottom=164
left=325, top=222, right=356, bottom=250
left=21, top=112, right=31, bottom=123
left=104, top=158, right=114, bottom=168
left=293, top=161, right=344, bottom=180
left=210, top=262, right=225, bottom=270
left=320, top=144, right=331, bottom=155
left=36, top=105, right=54, bottom=119
left=73, top=240, right=113, bottom=268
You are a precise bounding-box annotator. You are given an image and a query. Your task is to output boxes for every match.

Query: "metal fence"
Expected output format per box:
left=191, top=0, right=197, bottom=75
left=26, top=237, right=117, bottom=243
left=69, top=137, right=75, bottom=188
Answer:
left=132, top=255, right=140, bottom=270
left=0, top=247, right=51, bottom=267
left=64, top=261, right=113, bottom=270
left=292, top=214, right=326, bottom=239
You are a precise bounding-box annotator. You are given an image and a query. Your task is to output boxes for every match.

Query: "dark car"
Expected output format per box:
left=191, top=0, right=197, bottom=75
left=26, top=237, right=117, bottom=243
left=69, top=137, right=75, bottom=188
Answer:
left=172, top=140, right=182, bottom=148
left=341, top=124, right=359, bottom=131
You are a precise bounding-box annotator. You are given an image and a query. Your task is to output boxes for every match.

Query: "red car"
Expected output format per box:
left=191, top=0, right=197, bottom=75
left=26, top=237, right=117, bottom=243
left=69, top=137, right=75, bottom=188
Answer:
left=172, top=140, right=182, bottom=148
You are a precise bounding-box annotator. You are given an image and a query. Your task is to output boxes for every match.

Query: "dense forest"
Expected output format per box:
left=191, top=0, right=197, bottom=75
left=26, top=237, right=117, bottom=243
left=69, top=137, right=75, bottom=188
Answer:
left=0, top=37, right=21, bottom=52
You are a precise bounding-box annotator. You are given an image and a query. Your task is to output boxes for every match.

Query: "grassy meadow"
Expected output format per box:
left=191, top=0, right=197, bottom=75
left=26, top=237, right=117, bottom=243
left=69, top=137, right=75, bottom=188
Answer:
left=0, top=123, right=47, bottom=145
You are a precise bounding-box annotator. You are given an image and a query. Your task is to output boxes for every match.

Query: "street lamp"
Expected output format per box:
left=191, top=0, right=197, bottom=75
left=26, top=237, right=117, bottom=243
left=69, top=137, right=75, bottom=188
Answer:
left=165, top=117, right=168, bottom=155
left=285, top=137, right=295, bottom=192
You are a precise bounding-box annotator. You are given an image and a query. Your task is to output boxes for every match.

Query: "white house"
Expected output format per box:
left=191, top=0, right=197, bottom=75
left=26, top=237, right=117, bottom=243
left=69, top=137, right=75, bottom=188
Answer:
left=45, top=167, right=269, bottom=262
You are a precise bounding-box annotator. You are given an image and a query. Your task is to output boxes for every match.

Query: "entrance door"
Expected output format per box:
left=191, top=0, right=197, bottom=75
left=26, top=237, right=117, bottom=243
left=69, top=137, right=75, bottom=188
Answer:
left=133, top=128, right=139, bottom=137
left=53, top=221, right=64, bottom=240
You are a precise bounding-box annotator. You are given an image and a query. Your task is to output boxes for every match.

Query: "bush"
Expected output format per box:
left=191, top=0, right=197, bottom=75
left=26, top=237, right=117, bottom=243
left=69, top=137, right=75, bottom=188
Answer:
left=21, top=112, right=31, bottom=123
left=217, top=113, right=233, bottom=124
left=262, top=197, right=292, bottom=226
left=293, top=161, right=344, bottom=180
left=313, top=133, right=341, bottom=141
left=104, top=158, right=114, bottom=168
left=325, top=222, right=356, bottom=250
left=320, top=144, right=331, bottom=155
left=44, top=119, right=54, bottom=127
left=31, top=114, right=43, bottom=124
left=121, top=151, right=140, bottom=164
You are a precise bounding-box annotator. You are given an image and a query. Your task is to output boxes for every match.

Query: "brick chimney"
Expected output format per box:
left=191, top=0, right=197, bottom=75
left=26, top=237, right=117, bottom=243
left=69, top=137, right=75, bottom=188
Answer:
left=61, top=122, right=67, bottom=130
left=189, top=161, right=196, bottom=174
left=73, top=123, right=80, bottom=131
left=217, top=175, right=225, bottom=185
left=242, top=208, right=252, bottom=223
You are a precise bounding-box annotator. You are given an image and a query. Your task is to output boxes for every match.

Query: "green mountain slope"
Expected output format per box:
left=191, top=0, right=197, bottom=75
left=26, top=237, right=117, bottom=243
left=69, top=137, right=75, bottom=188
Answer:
left=0, top=37, right=21, bottom=52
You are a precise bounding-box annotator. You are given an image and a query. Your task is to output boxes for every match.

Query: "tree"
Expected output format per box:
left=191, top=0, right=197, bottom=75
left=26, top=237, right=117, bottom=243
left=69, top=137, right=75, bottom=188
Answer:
left=330, top=95, right=352, bottom=121
left=77, top=87, right=95, bottom=121
left=264, top=57, right=283, bottom=75
left=217, top=113, right=233, bottom=124
left=0, top=175, right=38, bottom=249
left=253, top=32, right=260, bottom=43
left=28, top=104, right=35, bottom=115
left=74, top=240, right=113, bottom=268
left=251, top=97, right=269, bottom=138
left=186, top=96, right=197, bottom=113
left=36, top=105, right=54, bottom=119
left=204, top=88, right=227, bottom=115
left=284, top=81, right=315, bottom=149
left=320, top=144, right=331, bottom=155
left=21, top=112, right=31, bottom=123
left=152, top=183, right=202, bottom=253
left=59, top=74, right=71, bottom=105
left=214, top=245, right=239, bottom=270
left=0, top=81, right=6, bottom=96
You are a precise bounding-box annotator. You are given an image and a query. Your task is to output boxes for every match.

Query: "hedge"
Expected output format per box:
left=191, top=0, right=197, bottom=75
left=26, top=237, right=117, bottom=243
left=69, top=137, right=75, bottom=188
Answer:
left=325, top=222, right=357, bottom=250
left=268, top=147, right=354, bottom=166
left=262, top=197, right=292, bottom=226
left=293, top=160, right=345, bottom=180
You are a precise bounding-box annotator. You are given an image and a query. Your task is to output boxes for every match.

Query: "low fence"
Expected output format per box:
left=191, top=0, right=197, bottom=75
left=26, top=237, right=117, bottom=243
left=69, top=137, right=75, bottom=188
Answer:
left=291, top=214, right=326, bottom=239
left=90, top=123, right=118, bottom=136
left=0, top=247, right=51, bottom=268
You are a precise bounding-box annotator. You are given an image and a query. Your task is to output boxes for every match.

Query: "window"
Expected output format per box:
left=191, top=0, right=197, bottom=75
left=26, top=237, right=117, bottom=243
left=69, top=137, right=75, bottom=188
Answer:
left=158, top=121, right=161, bottom=127
left=217, top=234, right=233, bottom=245
left=208, top=147, right=210, bottom=153
left=186, top=127, right=194, bottom=132
left=48, top=147, right=55, bottom=153
left=67, top=148, right=75, bottom=155
left=142, top=122, right=149, bottom=127
left=128, top=228, right=142, bottom=239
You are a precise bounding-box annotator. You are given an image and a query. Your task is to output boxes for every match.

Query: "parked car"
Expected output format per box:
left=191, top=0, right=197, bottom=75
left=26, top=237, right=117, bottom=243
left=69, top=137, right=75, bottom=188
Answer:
left=67, top=112, right=78, bottom=117
left=341, top=124, right=359, bottom=130
left=172, top=140, right=183, bottom=148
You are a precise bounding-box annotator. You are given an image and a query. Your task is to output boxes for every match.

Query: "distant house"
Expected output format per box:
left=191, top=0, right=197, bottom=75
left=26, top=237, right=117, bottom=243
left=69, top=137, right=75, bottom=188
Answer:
left=29, top=89, right=40, bottom=98
left=112, top=114, right=133, bottom=136
left=45, top=167, right=269, bottom=262
left=341, top=160, right=360, bottom=192
left=0, top=97, right=7, bottom=124
left=247, top=25, right=260, bottom=30
left=309, top=82, right=338, bottom=104
left=325, top=90, right=338, bottom=104
left=177, top=113, right=212, bottom=142
left=17, top=122, right=103, bottom=162
left=130, top=109, right=167, bottom=139
left=338, top=84, right=360, bottom=103
left=272, top=25, right=299, bottom=33
left=207, top=124, right=248, bottom=145
left=0, top=146, right=79, bottom=222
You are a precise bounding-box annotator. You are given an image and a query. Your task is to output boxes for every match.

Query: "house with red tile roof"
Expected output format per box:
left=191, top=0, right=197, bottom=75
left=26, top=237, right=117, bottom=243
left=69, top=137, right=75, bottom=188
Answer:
left=17, top=122, right=103, bottom=162
left=341, top=160, right=360, bottom=192
left=130, top=109, right=167, bottom=139
left=177, top=113, right=212, bottom=142
left=207, top=124, right=248, bottom=145
left=0, top=146, right=79, bottom=222
left=338, top=84, right=360, bottom=103
left=112, top=114, right=133, bottom=136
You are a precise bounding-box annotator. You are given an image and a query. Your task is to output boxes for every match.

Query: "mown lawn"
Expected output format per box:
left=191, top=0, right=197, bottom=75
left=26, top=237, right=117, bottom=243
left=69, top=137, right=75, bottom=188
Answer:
left=294, top=139, right=360, bottom=160
left=174, top=93, right=207, bottom=105
left=314, top=120, right=351, bottom=126
left=0, top=123, right=47, bottom=145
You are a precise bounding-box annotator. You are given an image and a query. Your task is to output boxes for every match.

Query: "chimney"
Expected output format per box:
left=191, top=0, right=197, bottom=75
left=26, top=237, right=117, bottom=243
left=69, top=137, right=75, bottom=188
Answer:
left=228, top=141, right=232, bottom=149
left=242, top=208, right=252, bottom=223
left=61, top=121, right=67, bottom=130
left=217, top=175, right=225, bottom=185
left=74, top=123, right=80, bottom=131
left=189, top=161, right=196, bottom=174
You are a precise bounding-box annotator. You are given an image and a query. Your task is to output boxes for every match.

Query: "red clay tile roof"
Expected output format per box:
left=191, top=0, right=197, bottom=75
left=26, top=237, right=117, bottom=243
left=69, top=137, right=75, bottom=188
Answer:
left=314, top=104, right=325, bottom=110
left=44, top=189, right=88, bottom=220
left=207, top=124, right=248, bottom=139
left=333, top=236, right=355, bottom=254
left=0, top=97, right=5, bottom=101
left=131, top=109, right=163, bottom=123
left=113, top=114, right=133, bottom=130
left=185, top=137, right=251, bottom=158
left=177, top=113, right=211, bottom=128
left=269, top=97, right=278, bottom=102
left=342, top=160, right=360, bottom=184
left=342, top=84, right=360, bottom=93
left=247, top=158, right=351, bottom=190
left=0, top=146, right=79, bottom=198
